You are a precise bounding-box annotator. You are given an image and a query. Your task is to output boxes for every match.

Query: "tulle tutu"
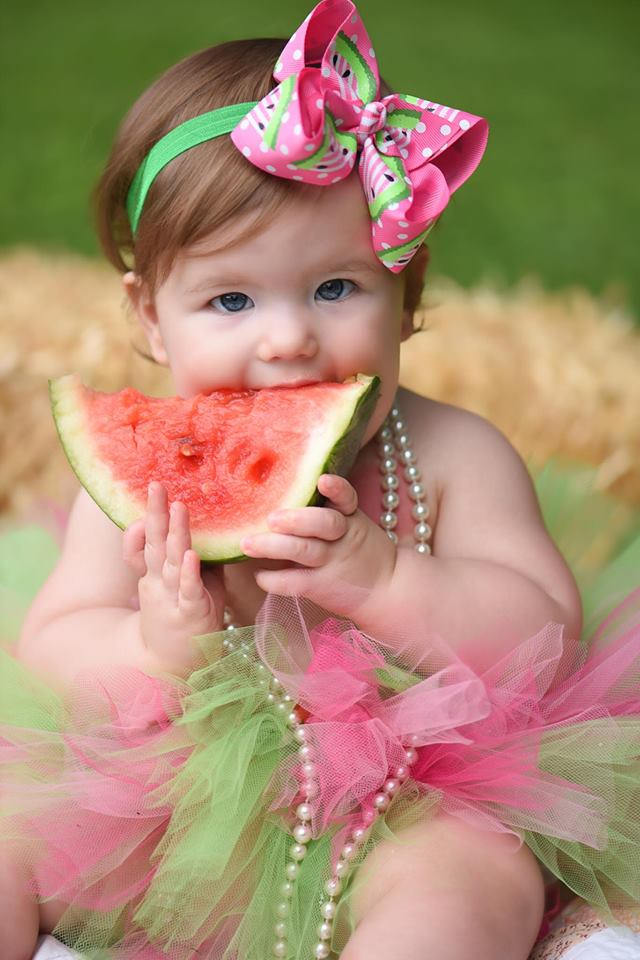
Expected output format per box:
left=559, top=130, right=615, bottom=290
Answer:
left=2, top=462, right=640, bottom=959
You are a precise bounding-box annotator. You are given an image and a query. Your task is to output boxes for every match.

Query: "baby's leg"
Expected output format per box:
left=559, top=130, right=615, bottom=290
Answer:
left=0, top=844, right=69, bottom=960
left=342, top=813, right=544, bottom=960
left=0, top=847, right=39, bottom=960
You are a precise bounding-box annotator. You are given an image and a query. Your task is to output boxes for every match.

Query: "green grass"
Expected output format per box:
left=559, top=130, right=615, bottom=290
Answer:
left=2, top=0, right=639, bottom=317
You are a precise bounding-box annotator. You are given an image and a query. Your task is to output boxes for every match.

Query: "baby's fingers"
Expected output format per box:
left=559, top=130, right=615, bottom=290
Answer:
left=317, top=474, right=358, bottom=516
left=178, top=550, right=212, bottom=618
left=267, top=506, right=347, bottom=541
left=144, top=482, right=169, bottom=575
left=162, top=501, right=192, bottom=590
left=123, top=519, right=146, bottom=578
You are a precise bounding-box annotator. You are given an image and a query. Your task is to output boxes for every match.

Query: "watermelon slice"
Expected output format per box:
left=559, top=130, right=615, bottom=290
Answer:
left=49, top=374, right=380, bottom=562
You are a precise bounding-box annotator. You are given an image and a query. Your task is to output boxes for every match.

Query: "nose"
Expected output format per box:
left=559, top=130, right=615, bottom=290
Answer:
left=256, top=309, right=318, bottom=363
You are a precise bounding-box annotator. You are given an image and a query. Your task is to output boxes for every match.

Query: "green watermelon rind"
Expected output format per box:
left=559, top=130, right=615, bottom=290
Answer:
left=49, top=374, right=381, bottom=564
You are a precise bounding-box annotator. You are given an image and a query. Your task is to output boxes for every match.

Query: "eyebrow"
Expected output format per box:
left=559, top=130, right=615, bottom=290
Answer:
left=185, top=260, right=380, bottom=294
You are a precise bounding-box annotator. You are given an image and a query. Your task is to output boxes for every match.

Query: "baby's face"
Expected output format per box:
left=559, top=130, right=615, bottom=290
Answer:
left=140, top=172, right=411, bottom=442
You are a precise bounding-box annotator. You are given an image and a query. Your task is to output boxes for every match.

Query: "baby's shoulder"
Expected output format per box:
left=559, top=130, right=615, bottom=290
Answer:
left=398, top=388, right=524, bottom=489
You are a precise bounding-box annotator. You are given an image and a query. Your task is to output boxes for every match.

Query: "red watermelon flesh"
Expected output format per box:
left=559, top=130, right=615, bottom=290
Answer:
left=50, top=374, right=380, bottom=562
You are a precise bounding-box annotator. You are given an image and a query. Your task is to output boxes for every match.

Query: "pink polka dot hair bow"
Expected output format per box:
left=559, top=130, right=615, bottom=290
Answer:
left=230, top=0, right=489, bottom=272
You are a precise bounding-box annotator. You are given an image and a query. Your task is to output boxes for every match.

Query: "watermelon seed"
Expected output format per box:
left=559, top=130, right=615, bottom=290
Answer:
left=178, top=437, right=203, bottom=459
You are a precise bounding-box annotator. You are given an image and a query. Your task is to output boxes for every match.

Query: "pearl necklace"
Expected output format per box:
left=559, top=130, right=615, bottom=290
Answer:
left=378, top=404, right=432, bottom=554
left=222, top=402, right=430, bottom=959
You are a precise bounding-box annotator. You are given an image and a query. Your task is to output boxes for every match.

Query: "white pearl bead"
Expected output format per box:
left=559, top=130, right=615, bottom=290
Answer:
left=379, top=426, right=393, bottom=441
left=341, top=841, right=357, bottom=860
left=266, top=693, right=276, bottom=703
left=411, top=502, right=429, bottom=520
left=408, top=733, right=420, bottom=746
left=290, top=842, right=307, bottom=861
left=401, top=449, right=417, bottom=465
left=404, top=746, right=418, bottom=764
left=274, top=920, right=288, bottom=938
left=273, top=939, right=288, bottom=957
left=296, top=802, right=312, bottom=821
left=381, top=473, right=399, bottom=490
left=271, top=677, right=283, bottom=692
left=380, top=511, right=397, bottom=530
left=415, top=542, right=431, bottom=555
left=373, top=792, right=389, bottom=811
left=302, top=761, right=316, bottom=778
left=325, top=876, right=342, bottom=896
left=379, top=441, right=395, bottom=457
left=321, top=899, right=337, bottom=919
left=258, top=678, right=269, bottom=689
left=314, top=942, right=330, bottom=958
left=405, top=464, right=421, bottom=482
left=287, top=712, right=300, bottom=726
left=394, top=764, right=410, bottom=782
left=256, top=662, right=267, bottom=674
left=386, top=530, right=398, bottom=544
left=361, top=805, right=377, bottom=825
left=414, top=521, right=432, bottom=540
left=392, top=418, right=405, bottom=432
left=280, top=880, right=294, bottom=897
left=282, top=693, right=293, bottom=703
left=293, top=823, right=312, bottom=844
left=408, top=481, right=424, bottom=499
left=334, top=859, right=349, bottom=878
left=383, top=778, right=399, bottom=796
left=227, top=642, right=236, bottom=652
left=351, top=826, right=369, bottom=844
left=294, top=726, right=308, bottom=742
left=276, top=701, right=289, bottom=713
left=302, top=780, right=319, bottom=798
left=318, top=920, right=333, bottom=940
left=275, top=900, right=291, bottom=918
left=381, top=490, right=399, bottom=510
left=285, top=862, right=300, bottom=880
left=298, top=744, right=313, bottom=760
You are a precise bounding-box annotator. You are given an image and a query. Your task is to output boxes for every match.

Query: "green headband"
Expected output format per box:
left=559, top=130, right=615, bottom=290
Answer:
left=126, top=102, right=258, bottom=234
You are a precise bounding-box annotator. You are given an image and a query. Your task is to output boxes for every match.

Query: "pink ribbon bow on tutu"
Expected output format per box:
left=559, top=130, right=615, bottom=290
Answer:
left=231, top=0, right=489, bottom=272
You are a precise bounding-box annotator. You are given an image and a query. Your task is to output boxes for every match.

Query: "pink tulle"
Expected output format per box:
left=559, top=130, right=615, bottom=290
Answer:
left=255, top=593, right=640, bottom=846
left=4, top=671, right=187, bottom=911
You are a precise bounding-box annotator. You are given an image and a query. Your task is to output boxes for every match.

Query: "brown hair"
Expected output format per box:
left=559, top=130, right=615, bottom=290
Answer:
left=94, top=38, right=428, bottom=313
left=94, top=39, right=312, bottom=292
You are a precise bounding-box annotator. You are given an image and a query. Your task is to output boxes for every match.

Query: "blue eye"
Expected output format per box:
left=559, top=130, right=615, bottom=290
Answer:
left=210, top=292, right=254, bottom=313
left=315, top=279, right=356, bottom=302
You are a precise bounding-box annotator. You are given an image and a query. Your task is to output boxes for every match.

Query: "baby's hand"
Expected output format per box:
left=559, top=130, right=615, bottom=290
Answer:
left=123, top=482, right=225, bottom=672
left=240, top=474, right=396, bottom=616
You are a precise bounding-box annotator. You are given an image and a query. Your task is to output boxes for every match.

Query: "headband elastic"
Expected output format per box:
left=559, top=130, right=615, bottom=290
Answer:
left=125, top=0, right=488, bottom=273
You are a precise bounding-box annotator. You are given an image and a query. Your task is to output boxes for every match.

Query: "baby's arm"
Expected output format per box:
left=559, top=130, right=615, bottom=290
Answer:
left=358, top=404, right=583, bottom=671
left=17, top=484, right=224, bottom=688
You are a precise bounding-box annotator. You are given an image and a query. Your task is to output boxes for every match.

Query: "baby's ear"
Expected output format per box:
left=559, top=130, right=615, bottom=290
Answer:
left=401, top=245, right=430, bottom=341
left=122, top=271, right=169, bottom=365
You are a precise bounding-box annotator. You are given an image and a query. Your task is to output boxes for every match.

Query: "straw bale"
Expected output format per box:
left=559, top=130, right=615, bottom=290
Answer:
left=0, top=248, right=638, bottom=523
